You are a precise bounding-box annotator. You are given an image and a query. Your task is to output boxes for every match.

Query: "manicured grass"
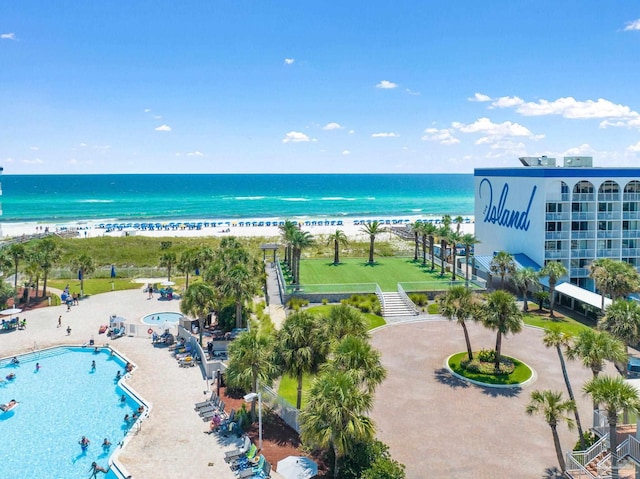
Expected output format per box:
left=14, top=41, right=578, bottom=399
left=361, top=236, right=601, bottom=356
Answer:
left=448, top=351, right=533, bottom=385
left=305, top=305, right=386, bottom=330
left=299, top=257, right=465, bottom=292
left=427, top=303, right=440, bottom=314
left=278, top=373, right=313, bottom=409
left=523, top=309, right=593, bottom=336
left=48, top=278, right=146, bottom=296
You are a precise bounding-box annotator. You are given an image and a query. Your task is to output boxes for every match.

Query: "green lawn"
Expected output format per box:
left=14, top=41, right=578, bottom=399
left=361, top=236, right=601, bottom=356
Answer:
left=278, top=373, right=313, bottom=409
left=299, top=257, right=466, bottom=292
left=48, top=278, right=150, bottom=296
left=305, top=305, right=386, bottom=330
left=448, top=352, right=533, bottom=385
left=523, top=309, right=593, bottom=336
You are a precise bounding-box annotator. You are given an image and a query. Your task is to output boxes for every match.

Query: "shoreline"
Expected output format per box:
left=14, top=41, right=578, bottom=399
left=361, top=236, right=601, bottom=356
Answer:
left=0, top=214, right=476, bottom=240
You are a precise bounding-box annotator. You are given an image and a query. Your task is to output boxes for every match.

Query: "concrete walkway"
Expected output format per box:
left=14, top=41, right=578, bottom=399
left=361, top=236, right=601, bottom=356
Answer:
left=370, top=319, right=616, bottom=479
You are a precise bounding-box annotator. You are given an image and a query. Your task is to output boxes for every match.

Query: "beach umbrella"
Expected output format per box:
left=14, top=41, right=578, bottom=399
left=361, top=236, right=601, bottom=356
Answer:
left=276, top=456, right=318, bottom=479
left=0, top=307, right=22, bottom=316
left=195, top=267, right=200, bottom=276
left=78, top=269, right=83, bottom=280
left=110, top=265, right=116, bottom=278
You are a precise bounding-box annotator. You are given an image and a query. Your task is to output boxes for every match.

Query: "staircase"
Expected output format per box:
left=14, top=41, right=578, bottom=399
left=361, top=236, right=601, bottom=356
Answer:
left=566, top=434, right=640, bottom=479
left=378, top=292, right=418, bottom=318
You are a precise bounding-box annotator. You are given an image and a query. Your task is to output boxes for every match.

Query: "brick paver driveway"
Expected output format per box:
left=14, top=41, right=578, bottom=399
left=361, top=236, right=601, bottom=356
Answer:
left=370, top=318, right=616, bottom=479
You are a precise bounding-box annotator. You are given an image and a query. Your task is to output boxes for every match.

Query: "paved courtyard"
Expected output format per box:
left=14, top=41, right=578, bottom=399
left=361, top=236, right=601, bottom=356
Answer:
left=370, top=318, right=616, bottom=479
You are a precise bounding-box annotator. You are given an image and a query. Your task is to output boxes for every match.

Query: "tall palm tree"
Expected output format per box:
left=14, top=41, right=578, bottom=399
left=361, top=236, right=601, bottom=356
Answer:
left=435, top=225, right=450, bottom=276
left=454, top=215, right=464, bottom=233
left=460, top=233, right=480, bottom=287
left=222, top=263, right=256, bottom=328
left=423, top=222, right=438, bottom=270
left=590, top=259, right=640, bottom=310
left=543, top=326, right=585, bottom=448
left=512, top=267, right=538, bottom=312
left=330, top=335, right=387, bottom=394
left=70, top=253, right=96, bottom=298
left=483, top=290, right=523, bottom=371
left=599, top=299, right=640, bottom=349
left=448, top=230, right=461, bottom=281
left=525, top=390, right=576, bottom=474
left=326, top=229, right=349, bottom=265
left=360, top=221, right=386, bottom=264
left=35, top=237, right=61, bottom=297
left=279, top=220, right=298, bottom=265
left=411, top=221, right=421, bottom=261
left=278, top=311, right=327, bottom=409
left=300, top=369, right=375, bottom=479
left=159, top=251, right=177, bottom=281
left=583, top=376, right=640, bottom=479
left=177, top=248, right=199, bottom=290
left=490, top=251, right=516, bottom=289
left=291, top=229, right=314, bottom=284
left=7, top=243, right=25, bottom=302
left=323, top=303, right=369, bottom=342
left=181, top=282, right=217, bottom=346
left=438, top=285, right=480, bottom=360
left=539, top=261, right=568, bottom=318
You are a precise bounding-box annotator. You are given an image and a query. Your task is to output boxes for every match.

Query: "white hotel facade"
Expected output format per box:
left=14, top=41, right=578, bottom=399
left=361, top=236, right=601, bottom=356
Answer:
left=474, top=157, right=640, bottom=293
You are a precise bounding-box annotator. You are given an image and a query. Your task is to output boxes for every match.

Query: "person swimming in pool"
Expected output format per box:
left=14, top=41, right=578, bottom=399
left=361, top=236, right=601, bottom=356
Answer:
left=89, top=461, right=108, bottom=477
left=6, top=373, right=16, bottom=380
left=11, top=357, right=19, bottom=364
left=115, top=370, right=122, bottom=380
left=0, top=399, right=17, bottom=412
left=102, top=438, right=111, bottom=449
left=79, top=436, right=90, bottom=449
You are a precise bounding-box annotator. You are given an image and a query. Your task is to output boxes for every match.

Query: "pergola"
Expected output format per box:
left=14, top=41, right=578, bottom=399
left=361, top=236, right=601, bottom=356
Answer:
left=259, top=243, right=280, bottom=262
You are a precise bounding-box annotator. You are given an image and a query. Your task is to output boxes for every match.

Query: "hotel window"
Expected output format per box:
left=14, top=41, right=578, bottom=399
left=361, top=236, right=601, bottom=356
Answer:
left=545, top=241, right=562, bottom=251
left=571, top=258, right=589, bottom=268
left=598, top=221, right=614, bottom=231
left=598, top=202, right=614, bottom=212
left=623, top=258, right=639, bottom=266
left=597, top=239, right=613, bottom=249
left=572, top=203, right=589, bottom=212
left=571, top=239, right=589, bottom=250
left=623, top=239, right=637, bottom=248
left=546, top=222, right=563, bottom=232
left=571, top=221, right=589, bottom=231
left=623, top=202, right=639, bottom=212
left=546, top=203, right=563, bottom=213
left=623, top=220, right=639, bottom=230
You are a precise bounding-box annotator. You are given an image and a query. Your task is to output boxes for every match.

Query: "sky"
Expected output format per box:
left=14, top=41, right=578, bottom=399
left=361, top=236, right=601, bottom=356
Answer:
left=1, top=1, right=640, bottom=175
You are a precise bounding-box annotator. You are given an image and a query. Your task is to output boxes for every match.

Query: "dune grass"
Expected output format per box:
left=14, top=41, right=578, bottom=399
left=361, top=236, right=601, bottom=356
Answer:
left=448, top=352, right=533, bottom=385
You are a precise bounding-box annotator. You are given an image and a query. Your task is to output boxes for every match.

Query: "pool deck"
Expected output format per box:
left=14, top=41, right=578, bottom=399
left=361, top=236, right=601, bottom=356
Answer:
left=1, top=287, right=248, bottom=479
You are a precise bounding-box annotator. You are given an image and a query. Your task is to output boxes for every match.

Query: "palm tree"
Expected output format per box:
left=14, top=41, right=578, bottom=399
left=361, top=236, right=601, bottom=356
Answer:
left=512, top=267, right=538, bottom=312
left=35, top=237, right=61, bottom=297
left=599, top=299, right=640, bottom=349
left=177, top=248, right=199, bottom=290
left=222, top=263, right=256, bottom=328
left=70, top=253, right=96, bottom=297
left=454, top=215, right=464, bottom=233
left=590, top=259, right=640, bottom=310
left=300, top=369, right=375, bottom=479
left=460, top=233, right=480, bottom=287
left=489, top=251, right=515, bottom=289
left=279, top=220, right=298, bottom=265
left=411, top=221, right=420, bottom=261
left=226, top=327, right=279, bottom=417
left=539, top=261, right=568, bottom=318
left=326, top=229, right=349, bottom=265
left=543, top=327, right=585, bottom=448
left=291, top=229, right=314, bottom=284
left=330, top=335, right=387, bottom=394
left=438, top=285, right=480, bottom=360
left=7, top=243, right=25, bottom=302
left=483, top=290, right=523, bottom=371
left=159, top=251, right=177, bottom=281
left=448, top=230, right=461, bottom=281
left=437, top=226, right=449, bottom=276
left=360, top=221, right=386, bottom=264
left=181, top=282, right=217, bottom=346
left=583, top=376, right=640, bottom=479
left=324, top=303, right=369, bottom=342
left=525, top=390, right=576, bottom=474
left=278, top=311, right=327, bottom=409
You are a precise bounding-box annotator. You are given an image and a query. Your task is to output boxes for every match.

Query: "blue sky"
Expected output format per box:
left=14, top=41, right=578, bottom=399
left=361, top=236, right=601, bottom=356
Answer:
left=1, top=1, right=640, bottom=174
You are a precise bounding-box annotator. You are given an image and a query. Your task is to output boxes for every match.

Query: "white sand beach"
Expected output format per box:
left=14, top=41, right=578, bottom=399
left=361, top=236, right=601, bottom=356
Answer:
left=1, top=215, right=475, bottom=241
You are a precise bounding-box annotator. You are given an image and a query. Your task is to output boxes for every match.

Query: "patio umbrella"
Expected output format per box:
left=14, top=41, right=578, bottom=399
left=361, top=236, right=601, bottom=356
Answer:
left=0, top=307, right=22, bottom=316
left=78, top=269, right=83, bottom=280
left=161, top=280, right=175, bottom=286
left=110, top=265, right=116, bottom=278
left=276, top=456, right=318, bottom=479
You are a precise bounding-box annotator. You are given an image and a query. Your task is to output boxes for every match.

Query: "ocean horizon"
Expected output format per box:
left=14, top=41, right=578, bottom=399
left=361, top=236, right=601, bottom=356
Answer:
left=0, top=173, right=474, bottom=223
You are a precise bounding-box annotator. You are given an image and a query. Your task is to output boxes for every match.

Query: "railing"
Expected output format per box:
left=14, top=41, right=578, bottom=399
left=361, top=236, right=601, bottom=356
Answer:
left=545, top=251, right=568, bottom=259
left=259, top=383, right=300, bottom=433
left=623, top=211, right=640, bottom=220
left=398, top=278, right=486, bottom=291
left=573, top=193, right=596, bottom=201
left=286, top=282, right=378, bottom=295
left=572, top=212, right=596, bottom=220
left=545, top=231, right=570, bottom=240
left=593, top=410, right=609, bottom=437
left=565, top=454, right=595, bottom=479
left=571, top=249, right=595, bottom=258
left=597, top=250, right=620, bottom=258
left=546, top=212, right=570, bottom=221
left=623, top=194, right=640, bottom=201
left=567, top=433, right=609, bottom=470
left=622, top=248, right=640, bottom=256
left=623, top=230, right=640, bottom=238
left=597, top=212, right=621, bottom=220
left=597, top=231, right=621, bottom=239
left=598, top=193, right=621, bottom=201
left=623, top=435, right=640, bottom=464
left=274, top=258, right=286, bottom=304
left=570, top=268, right=590, bottom=277
left=376, top=284, right=386, bottom=316
left=572, top=231, right=596, bottom=239
left=397, top=283, right=419, bottom=315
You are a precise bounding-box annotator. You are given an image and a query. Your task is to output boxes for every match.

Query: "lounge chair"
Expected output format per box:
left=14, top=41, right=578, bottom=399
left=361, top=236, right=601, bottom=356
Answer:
left=197, top=397, right=223, bottom=414
left=230, top=445, right=259, bottom=470
left=195, top=393, right=218, bottom=410
left=224, top=436, right=251, bottom=463
left=238, top=455, right=266, bottom=478
left=200, top=401, right=225, bottom=420
left=227, top=442, right=256, bottom=465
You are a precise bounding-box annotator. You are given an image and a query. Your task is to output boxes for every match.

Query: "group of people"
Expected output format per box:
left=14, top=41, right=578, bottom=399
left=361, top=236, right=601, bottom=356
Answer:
left=123, top=405, right=145, bottom=425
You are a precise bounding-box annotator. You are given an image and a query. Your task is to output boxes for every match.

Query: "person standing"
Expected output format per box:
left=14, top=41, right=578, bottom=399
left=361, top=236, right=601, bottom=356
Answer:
left=57, top=315, right=62, bottom=328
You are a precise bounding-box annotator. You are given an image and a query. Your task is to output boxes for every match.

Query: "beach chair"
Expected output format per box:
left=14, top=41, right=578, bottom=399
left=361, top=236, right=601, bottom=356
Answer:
left=200, top=400, right=225, bottom=420
left=229, top=445, right=259, bottom=470
left=197, top=396, right=222, bottom=413
left=238, top=455, right=266, bottom=478
left=226, top=442, right=256, bottom=464
left=194, top=392, right=218, bottom=410
left=224, top=436, right=251, bottom=463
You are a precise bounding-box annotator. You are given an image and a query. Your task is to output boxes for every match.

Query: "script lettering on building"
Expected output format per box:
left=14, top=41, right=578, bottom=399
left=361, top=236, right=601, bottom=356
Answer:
left=478, top=178, right=536, bottom=231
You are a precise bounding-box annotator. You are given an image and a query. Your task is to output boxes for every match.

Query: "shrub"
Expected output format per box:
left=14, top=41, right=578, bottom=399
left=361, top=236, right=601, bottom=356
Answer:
left=461, top=352, right=515, bottom=375
left=287, top=297, right=309, bottom=310
left=573, top=430, right=598, bottom=451
left=409, top=293, right=428, bottom=306
left=476, top=349, right=496, bottom=363
left=321, top=298, right=329, bottom=305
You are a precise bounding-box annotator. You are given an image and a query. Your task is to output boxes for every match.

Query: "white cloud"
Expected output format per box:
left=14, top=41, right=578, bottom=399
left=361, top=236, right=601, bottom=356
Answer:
left=405, top=88, right=420, bottom=96
left=516, top=97, right=636, bottom=119
left=144, top=108, right=151, bottom=113
left=342, top=150, right=350, bottom=155
left=421, top=128, right=460, bottom=145
left=452, top=117, right=538, bottom=139
left=376, top=80, right=398, bottom=89
left=79, top=142, right=88, bottom=147
left=282, top=131, right=312, bottom=143
left=30, top=146, right=39, bottom=151
left=490, top=96, right=524, bottom=109
left=627, top=142, right=640, bottom=153
left=371, top=132, right=398, bottom=138
left=563, top=144, right=593, bottom=156
left=155, top=124, right=171, bottom=132
left=23, top=158, right=43, bottom=165
left=469, top=92, right=492, bottom=102
left=348, top=129, right=355, bottom=134
left=186, top=151, right=205, bottom=157
left=153, top=115, right=162, bottom=120
left=323, top=122, right=342, bottom=131
left=623, top=19, right=640, bottom=31
left=284, top=58, right=295, bottom=65
left=1, top=33, right=16, bottom=40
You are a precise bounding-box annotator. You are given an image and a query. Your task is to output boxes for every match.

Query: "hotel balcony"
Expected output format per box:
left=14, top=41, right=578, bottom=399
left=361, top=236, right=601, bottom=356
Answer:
left=545, top=212, right=569, bottom=221
left=571, top=231, right=596, bottom=239
left=623, top=193, right=640, bottom=201
left=544, top=251, right=568, bottom=259
left=623, top=230, right=640, bottom=238
left=597, top=193, right=621, bottom=201
left=623, top=211, right=640, bottom=220
left=597, top=212, right=621, bottom=220
left=571, top=249, right=595, bottom=258
left=572, top=193, right=596, bottom=202
left=597, top=231, right=621, bottom=239
left=570, top=268, right=590, bottom=277
left=622, top=248, right=640, bottom=257
left=571, top=212, right=595, bottom=220
left=596, top=249, right=620, bottom=258
left=545, top=231, right=570, bottom=240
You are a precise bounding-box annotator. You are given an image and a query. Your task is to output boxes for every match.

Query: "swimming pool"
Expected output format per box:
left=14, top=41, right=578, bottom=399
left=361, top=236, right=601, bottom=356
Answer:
left=0, top=347, right=143, bottom=479
left=141, top=311, right=183, bottom=326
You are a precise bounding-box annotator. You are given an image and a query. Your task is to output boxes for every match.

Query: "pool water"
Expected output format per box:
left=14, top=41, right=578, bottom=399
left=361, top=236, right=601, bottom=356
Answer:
left=141, top=311, right=183, bottom=326
left=0, top=348, right=142, bottom=479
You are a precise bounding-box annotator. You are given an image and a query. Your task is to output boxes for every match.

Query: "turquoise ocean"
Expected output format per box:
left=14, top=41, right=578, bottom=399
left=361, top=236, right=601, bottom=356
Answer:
left=0, top=174, right=474, bottom=223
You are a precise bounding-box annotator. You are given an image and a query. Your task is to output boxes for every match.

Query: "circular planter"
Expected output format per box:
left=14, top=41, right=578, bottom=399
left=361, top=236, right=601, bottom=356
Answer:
left=445, top=352, right=536, bottom=388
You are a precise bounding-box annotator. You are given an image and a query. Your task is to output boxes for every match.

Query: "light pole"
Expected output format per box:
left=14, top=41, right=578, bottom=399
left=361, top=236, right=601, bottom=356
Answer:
left=243, top=391, right=262, bottom=449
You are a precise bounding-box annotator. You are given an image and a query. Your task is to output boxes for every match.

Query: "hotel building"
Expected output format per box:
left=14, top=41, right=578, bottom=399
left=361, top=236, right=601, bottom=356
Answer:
left=474, top=157, right=640, bottom=293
